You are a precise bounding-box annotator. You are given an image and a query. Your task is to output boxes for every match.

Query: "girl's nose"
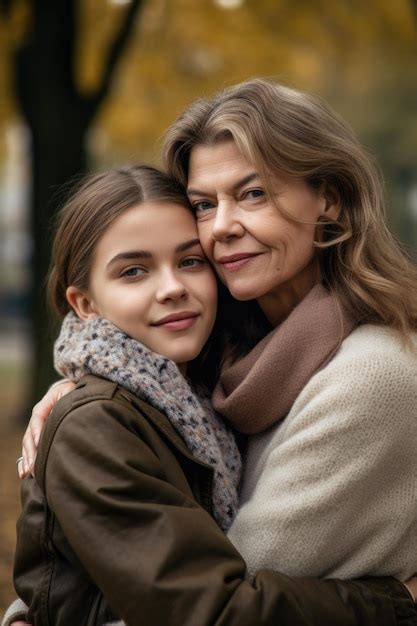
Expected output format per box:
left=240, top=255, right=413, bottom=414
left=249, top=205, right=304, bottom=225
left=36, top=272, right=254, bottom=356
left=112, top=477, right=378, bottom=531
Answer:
left=156, top=271, right=189, bottom=303
left=211, top=203, right=245, bottom=241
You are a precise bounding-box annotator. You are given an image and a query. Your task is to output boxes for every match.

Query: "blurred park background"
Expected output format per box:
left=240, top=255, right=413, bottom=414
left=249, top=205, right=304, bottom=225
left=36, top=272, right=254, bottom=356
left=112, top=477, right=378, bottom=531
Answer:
left=0, top=0, right=416, bottom=616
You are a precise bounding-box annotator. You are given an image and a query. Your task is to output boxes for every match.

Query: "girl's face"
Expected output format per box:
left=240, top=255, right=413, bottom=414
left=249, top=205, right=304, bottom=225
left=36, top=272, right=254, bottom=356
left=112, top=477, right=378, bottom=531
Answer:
left=67, top=202, right=217, bottom=369
left=187, top=140, right=337, bottom=325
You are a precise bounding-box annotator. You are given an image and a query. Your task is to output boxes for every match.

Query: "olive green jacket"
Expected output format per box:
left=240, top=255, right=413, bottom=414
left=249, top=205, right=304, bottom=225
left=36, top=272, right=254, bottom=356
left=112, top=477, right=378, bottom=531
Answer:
left=13, top=376, right=416, bottom=626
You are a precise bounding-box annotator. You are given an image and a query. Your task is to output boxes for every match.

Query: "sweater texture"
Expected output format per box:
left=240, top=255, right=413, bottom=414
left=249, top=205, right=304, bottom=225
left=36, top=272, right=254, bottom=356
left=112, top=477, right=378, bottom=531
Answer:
left=214, top=288, right=417, bottom=580
left=54, top=312, right=241, bottom=531
left=1, top=599, right=27, bottom=626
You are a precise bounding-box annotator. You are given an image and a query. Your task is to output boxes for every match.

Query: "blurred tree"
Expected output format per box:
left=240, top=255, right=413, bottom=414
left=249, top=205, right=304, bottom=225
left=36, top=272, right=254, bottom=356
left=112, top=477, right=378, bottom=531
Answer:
left=0, top=0, right=143, bottom=410
left=0, top=0, right=415, bottom=415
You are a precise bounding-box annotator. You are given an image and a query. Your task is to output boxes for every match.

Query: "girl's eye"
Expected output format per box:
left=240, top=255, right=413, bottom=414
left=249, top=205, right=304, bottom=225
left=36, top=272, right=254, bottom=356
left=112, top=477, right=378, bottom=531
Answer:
left=180, top=257, right=205, bottom=269
left=193, top=200, right=215, bottom=213
left=121, top=267, right=146, bottom=278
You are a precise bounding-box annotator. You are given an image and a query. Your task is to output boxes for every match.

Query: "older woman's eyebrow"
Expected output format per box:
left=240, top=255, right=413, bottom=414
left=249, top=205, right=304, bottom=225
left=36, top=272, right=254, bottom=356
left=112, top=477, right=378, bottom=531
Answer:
left=187, top=172, right=260, bottom=197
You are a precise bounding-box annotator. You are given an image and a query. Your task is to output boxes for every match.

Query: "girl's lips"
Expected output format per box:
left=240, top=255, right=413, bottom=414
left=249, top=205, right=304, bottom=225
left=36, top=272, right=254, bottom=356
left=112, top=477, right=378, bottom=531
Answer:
left=152, top=312, right=199, bottom=331
left=157, top=316, right=198, bottom=331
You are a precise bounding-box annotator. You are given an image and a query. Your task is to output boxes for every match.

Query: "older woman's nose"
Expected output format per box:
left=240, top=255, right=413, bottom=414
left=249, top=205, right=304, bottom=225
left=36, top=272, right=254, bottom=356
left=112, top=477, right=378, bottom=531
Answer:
left=211, top=204, right=245, bottom=241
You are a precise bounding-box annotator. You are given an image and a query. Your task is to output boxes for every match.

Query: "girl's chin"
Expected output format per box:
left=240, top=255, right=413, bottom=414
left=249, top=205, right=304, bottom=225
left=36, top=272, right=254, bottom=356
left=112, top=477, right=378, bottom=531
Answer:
left=164, top=347, right=202, bottom=366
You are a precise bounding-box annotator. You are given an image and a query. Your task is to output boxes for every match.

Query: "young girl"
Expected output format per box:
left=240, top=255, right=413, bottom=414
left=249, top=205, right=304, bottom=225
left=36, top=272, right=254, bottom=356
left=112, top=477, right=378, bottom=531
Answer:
left=5, top=164, right=416, bottom=626
left=9, top=165, right=241, bottom=625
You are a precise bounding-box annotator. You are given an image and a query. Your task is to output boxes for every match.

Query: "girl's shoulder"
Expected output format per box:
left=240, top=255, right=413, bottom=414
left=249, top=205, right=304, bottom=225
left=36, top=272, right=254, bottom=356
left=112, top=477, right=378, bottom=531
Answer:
left=41, top=374, right=175, bottom=446
left=47, top=374, right=137, bottom=421
left=36, top=374, right=189, bottom=488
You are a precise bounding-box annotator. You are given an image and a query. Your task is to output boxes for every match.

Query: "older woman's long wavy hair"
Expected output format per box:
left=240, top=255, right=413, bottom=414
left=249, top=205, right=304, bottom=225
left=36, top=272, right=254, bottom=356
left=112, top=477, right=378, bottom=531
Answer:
left=163, top=78, right=417, bottom=347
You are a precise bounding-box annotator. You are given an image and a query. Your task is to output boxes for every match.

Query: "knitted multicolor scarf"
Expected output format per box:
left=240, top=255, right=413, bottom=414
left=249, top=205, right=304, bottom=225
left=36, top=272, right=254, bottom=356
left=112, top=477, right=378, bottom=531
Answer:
left=54, top=312, right=241, bottom=532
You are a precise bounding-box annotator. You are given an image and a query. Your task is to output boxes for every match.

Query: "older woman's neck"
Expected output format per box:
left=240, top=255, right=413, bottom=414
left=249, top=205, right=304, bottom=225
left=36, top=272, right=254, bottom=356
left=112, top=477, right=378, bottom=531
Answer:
left=258, top=259, right=321, bottom=327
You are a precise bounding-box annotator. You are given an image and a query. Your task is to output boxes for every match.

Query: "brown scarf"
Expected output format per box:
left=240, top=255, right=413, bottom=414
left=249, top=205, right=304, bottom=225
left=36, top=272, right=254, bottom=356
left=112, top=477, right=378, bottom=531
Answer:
left=212, top=284, right=357, bottom=434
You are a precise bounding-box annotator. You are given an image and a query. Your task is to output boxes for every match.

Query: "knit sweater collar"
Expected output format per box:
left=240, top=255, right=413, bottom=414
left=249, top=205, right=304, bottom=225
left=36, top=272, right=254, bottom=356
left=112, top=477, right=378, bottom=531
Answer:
left=212, top=284, right=357, bottom=435
left=54, top=312, right=241, bottom=531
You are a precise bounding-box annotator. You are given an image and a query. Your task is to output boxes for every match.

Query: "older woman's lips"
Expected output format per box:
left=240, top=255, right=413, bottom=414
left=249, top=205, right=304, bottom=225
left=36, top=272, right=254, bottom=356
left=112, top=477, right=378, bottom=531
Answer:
left=217, top=253, right=261, bottom=271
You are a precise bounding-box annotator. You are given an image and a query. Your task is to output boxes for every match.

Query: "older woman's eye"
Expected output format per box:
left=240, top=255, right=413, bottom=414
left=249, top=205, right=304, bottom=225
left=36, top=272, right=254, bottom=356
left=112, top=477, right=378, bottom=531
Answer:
left=244, top=188, right=265, bottom=200
left=193, top=200, right=215, bottom=213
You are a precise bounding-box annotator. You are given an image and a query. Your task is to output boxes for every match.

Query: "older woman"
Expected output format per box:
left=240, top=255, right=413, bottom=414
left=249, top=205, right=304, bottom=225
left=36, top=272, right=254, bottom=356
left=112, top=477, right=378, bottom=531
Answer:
left=163, top=78, right=417, bottom=581
left=6, top=79, right=417, bottom=626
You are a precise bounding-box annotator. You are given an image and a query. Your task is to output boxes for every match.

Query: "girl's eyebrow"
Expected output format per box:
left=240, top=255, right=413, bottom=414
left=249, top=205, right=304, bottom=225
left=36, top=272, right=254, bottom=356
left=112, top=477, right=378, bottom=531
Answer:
left=175, top=238, right=201, bottom=253
left=187, top=172, right=260, bottom=197
left=106, top=239, right=201, bottom=269
left=106, top=250, right=152, bottom=269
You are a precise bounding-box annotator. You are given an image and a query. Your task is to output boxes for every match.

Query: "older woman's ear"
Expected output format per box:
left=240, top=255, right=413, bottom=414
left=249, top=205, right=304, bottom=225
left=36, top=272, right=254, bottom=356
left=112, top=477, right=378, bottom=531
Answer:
left=322, top=185, right=341, bottom=221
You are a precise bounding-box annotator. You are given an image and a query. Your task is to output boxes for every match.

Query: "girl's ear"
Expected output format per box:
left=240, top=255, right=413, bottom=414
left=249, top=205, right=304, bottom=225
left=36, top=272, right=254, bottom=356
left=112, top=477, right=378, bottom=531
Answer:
left=66, top=286, right=99, bottom=320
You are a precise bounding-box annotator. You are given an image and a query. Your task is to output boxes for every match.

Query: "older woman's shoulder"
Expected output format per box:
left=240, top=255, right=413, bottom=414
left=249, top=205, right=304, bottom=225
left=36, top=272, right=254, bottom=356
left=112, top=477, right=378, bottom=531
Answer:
left=339, top=324, right=417, bottom=367
left=294, top=323, right=417, bottom=424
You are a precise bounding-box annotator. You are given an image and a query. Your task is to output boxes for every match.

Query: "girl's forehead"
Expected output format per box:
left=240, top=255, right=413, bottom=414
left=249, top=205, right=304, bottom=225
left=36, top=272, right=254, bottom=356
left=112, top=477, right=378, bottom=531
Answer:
left=94, top=202, right=200, bottom=265
left=108, top=201, right=196, bottom=232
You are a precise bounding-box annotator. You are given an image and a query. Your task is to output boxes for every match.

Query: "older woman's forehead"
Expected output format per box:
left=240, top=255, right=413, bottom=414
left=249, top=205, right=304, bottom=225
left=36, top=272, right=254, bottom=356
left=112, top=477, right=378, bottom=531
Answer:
left=188, top=141, right=256, bottom=187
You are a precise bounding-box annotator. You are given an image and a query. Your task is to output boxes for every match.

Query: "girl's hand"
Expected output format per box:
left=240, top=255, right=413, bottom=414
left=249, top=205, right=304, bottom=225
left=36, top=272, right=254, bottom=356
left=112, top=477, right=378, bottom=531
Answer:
left=19, top=379, right=76, bottom=478
left=404, top=575, right=417, bottom=602
left=10, top=623, right=32, bottom=625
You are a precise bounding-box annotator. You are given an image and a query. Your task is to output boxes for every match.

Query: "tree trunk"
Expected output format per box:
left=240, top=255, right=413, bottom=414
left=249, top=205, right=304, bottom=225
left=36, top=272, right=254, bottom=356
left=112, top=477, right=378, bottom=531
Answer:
left=30, top=129, right=89, bottom=397
left=14, top=0, right=90, bottom=409
left=10, top=0, right=142, bottom=414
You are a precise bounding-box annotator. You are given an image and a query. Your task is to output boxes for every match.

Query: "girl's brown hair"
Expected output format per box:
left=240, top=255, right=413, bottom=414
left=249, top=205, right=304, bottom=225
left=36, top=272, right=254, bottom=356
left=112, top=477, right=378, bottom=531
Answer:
left=163, top=78, right=417, bottom=344
left=48, top=165, right=189, bottom=319
left=48, top=164, right=224, bottom=390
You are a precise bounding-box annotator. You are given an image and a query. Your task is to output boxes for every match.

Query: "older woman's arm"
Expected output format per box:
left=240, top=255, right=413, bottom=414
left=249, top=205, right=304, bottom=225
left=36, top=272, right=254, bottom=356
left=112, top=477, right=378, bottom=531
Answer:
left=1, top=599, right=28, bottom=626
left=19, top=379, right=75, bottom=478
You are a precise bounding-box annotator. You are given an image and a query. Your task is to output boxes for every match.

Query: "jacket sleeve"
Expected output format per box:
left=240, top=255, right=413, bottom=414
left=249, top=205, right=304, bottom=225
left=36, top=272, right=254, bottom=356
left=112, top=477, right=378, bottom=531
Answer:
left=227, top=351, right=417, bottom=581
left=24, top=398, right=416, bottom=626
left=0, top=599, right=28, bottom=626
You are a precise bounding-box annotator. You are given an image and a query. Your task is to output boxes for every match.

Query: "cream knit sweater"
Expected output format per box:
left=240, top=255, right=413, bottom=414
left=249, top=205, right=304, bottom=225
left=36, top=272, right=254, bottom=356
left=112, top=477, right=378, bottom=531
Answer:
left=227, top=324, right=417, bottom=581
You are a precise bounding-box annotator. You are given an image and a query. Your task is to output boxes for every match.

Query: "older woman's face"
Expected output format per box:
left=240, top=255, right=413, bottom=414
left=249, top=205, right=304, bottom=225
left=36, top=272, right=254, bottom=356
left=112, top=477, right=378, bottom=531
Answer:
left=187, top=140, right=334, bottom=323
